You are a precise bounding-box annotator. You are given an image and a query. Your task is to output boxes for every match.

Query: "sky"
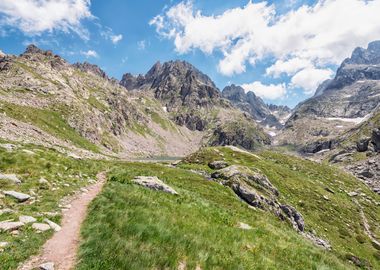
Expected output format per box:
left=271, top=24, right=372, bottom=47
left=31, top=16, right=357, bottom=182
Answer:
left=1, top=0, right=380, bottom=107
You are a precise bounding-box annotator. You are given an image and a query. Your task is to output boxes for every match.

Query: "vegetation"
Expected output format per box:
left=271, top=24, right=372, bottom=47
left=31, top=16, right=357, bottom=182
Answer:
left=0, top=141, right=107, bottom=269
left=75, top=148, right=378, bottom=269
left=181, top=147, right=380, bottom=268
left=0, top=101, right=99, bottom=152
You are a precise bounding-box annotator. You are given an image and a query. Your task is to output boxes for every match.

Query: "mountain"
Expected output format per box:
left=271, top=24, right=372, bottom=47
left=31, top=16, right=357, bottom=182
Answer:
left=279, top=41, right=380, bottom=148
left=221, top=84, right=270, bottom=120
left=221, top=84, right=291, bottom=129
left=0, top=45, right=270, bottom=158
left=120, top=60, right=271, bottom=146
left=291, top=41, right=380, bottom=119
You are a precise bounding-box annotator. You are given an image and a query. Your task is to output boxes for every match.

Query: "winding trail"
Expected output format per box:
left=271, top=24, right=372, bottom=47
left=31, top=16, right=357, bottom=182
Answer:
left=19, top=171, right=107, bottom=270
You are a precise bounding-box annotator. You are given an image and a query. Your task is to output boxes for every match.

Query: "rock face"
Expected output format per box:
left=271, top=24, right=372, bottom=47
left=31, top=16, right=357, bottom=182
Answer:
left=372, top=128, right=380, bottom=152
left=290, top=41, right=380, bottom=120
left=73, top=62, right=109, bottom=80
left=222, top=85, right=270, bottom=120
left=210, top=165, right=308, bottom=232
left=133, top=176, right=178, bottom=195
left=222, top=84, right=290, bottom=129
left=209, top=118, right=271, bottom=150
left=208, top=160, right=229, bottom=170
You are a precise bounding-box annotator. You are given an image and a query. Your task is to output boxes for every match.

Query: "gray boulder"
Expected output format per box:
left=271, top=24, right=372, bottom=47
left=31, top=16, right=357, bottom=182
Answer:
left=0, top=174, right=21, bottom=184
left=208, top=160, right=229, bottom=170
left=32, top=223, right=51, bottom=232
left=371, top=128, right=380, bottom=152
left=19, top=215, right=36, bottom=224
left=280, top=205, right=305, bottom=232
left=39, top=262, right=54, bottom=270
left=356, top=137, right=370, bottom=152
left=0, top=221, right=24, bottom=232
left=133, top=176, right=178, bottom=195
left=3, top=191, right=30, bottom=202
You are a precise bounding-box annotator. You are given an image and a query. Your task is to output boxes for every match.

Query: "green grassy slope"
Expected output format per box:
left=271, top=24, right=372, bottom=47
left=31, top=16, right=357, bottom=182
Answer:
left=0, top=141, right=106, bottom=269
left=76, top=157, right=369, bottom=269
left=180, top=147, right=380, bottom=268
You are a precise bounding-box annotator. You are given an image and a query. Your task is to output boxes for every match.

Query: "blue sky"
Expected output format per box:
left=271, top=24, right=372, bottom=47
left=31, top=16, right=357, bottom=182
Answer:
left=1, top=0, right=380, bottom=107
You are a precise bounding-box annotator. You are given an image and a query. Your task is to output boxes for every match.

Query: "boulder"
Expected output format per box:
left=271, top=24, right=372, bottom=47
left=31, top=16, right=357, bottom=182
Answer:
left=43, top=218, right=61, bottom=232
left=280, top=205, right=305, bottom=232
left=39, top=262, right=54, bottom=270
left=372, top=128, right=380, bottom=152
left=0, top=221, right=24, bottom=232
left=3, top=191, right=30, bottom=202
left=356, top=137, right=370, bottom=152
left=32, top=223, right=51, bottom=232
left=238, top=222, right=252, bottom=230
left=133, top=176, right=178, bottom=195
left=0, top=174, right=21, bottom=184
left=19, top=215, right=36, bottom=224
left=208, top=160, right=229, bottom=170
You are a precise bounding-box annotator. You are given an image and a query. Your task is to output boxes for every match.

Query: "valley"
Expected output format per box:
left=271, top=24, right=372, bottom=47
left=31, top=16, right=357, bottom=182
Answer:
left=0, top=41, right=379, bottom=270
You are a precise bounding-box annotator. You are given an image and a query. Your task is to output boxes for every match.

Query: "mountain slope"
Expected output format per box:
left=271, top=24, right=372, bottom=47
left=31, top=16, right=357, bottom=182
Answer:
left=76, top=146, right=380, bottom=269
left=120, top=60, right=271, bottom=148
left=279, top=41, right=380, bottom=148
left=0, top=46, right=270, bottom=158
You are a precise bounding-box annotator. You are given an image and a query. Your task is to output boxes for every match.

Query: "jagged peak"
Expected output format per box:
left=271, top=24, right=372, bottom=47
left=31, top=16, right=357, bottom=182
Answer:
left=22, top=44, right=52, bottom=56
left=73, top=61, right=109, bottom=80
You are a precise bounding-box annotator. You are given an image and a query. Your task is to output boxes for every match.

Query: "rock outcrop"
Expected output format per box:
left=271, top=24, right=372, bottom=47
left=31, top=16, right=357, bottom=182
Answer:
left=133, top=176, right=178, bottom=195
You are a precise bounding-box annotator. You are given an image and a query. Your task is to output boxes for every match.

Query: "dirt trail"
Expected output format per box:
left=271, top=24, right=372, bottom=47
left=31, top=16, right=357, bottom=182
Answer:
left=19, top=171, right=107, bottom=270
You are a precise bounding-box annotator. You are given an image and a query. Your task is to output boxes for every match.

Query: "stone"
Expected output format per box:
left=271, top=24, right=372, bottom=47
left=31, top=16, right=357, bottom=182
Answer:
left=323, top=195, right=330, bottom=201
left=238, top=222, right=252, bottom=230
left=0, top=242, right=8, bottom=248
left=280, top=205, right=305, bottom=232
left=371, top=128, right=380, bottom=152
left=348, top=191, right=358, bottom=197
left=19, top=215, right=36, bottom=224
left=3, top=191, right=30, bottom=202
left=133, top=176, right=178, bottom=195
left=43, top=218, right=61, bottom=232
left=208, top=160, right=229, bottom=170
left=39, top=178, right=49, bottom=184
left=0, top=174, right=21, bottom=184
left=0, top=208, right=14, bottom=215
left=0, top=143, right=17, bottom=151
left=32, top=223, right=51, bottom=232
left=0, top=221, right=24, bottom=232
left=39, top=262, right=54, bottom=270
left=356, top=137, right=370, bottom=152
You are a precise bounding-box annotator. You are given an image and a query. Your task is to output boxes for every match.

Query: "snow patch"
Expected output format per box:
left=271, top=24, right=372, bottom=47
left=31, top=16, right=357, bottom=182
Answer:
left=325, top=114, right=371, bottom=124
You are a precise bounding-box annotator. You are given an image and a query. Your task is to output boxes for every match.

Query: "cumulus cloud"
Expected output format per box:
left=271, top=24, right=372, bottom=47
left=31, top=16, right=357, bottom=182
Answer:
left=151, top=0, right=380, bottom=95
left=138, top=40, right=146, bottom=50
left=241, top=81, right=287, bottom=100
left=110, top=34, right=123, bottom=44
left=0, top=0, right=93, bottom=39
left=290, top=67, right=334, bottom=94
left=81, top=50, right=98, bottom=58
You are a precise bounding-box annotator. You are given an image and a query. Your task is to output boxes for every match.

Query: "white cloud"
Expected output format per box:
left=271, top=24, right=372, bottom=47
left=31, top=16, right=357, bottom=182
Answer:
left=290, top=67, right=334, bottom=94
left=138, top=40, right=146, bottom=50
left=241, top=81, right=287, bottom=100
left=152, top=0, right=380, bottom=94
left=0, top=0, right=92, bottom=39
left=266, top=58, right=312, bottom=78
left=81, top=50, right=98, bottom=58
left=110, top=34, right=123, bottom=44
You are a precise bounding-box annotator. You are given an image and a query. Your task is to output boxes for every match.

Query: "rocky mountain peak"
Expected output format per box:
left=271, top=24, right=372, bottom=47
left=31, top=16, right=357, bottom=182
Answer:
left=222, top=84, right=272, bottom=121
left=73, top=62, right=109, bottom=80
left=0, top=49, right=5, bottom=58
left=345, top=40, right=380, bottom=65
left=222, top=84, right=247, bottom=102
left=120, top=60, right=221, bottom=109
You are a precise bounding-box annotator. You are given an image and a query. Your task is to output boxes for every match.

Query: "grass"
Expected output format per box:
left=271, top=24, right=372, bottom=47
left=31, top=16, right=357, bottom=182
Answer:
left=0, top=101, right=99, bottom=153
left=0, top=142, right=108, bottom=270
left=77, top=159, right=356, bottom=269
left=180, top=147, right=380, bottom=268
